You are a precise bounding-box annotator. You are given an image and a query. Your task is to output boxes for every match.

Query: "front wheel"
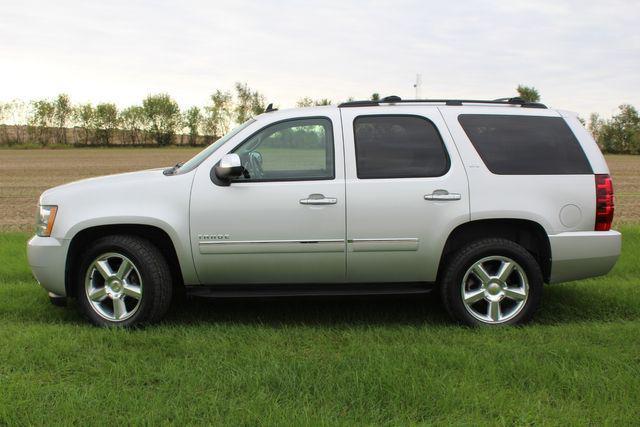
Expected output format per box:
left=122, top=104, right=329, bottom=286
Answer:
left=440, top=238, right=543, bottom=326
left=76, top=235, right=173, bottom=327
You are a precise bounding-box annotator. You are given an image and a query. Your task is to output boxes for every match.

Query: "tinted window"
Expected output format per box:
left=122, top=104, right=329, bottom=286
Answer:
left=354, top=115, right=449, bottom=179
left=233, top=117, right=334, bottom=181
left=458, top=114, right=592, bottom=175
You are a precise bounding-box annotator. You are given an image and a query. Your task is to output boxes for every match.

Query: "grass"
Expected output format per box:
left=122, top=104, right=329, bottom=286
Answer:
left=1, top=148, right=640, bottom=423
left=1, top=227, right=639, bottom=425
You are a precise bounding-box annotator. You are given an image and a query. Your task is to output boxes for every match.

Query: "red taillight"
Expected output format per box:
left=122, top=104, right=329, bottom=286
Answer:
left=595, top=174, right=614, bottom=231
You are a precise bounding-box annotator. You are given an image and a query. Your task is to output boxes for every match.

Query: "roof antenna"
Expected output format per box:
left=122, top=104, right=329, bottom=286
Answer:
left=413, top=74, right=422, bottom=99
left=265, top=103, right=277, bottom=113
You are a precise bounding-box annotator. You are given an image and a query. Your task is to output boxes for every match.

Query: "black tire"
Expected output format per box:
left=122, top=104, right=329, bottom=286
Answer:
left=440, top=238, right=543, bottom=326
left=76, top=234, right=173, bottom=327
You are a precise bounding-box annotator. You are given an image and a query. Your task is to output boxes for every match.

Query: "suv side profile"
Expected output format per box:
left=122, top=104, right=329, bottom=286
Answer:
left=27, top=96, right=621, bottom=327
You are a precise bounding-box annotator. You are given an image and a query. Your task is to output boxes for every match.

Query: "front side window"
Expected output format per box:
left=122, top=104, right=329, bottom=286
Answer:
left=233, top=117, right=334, bottom=181
left=458, top=114, right=592, bottom=175
left=353, top=115, right=449, bottom=179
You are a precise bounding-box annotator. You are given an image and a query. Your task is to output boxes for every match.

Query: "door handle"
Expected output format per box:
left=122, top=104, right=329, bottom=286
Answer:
left=299, top=194, right=337, bottom=205
left=424, top=190, right=461, bottom=201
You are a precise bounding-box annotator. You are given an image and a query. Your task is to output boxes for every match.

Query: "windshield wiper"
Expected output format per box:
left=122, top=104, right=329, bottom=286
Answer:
left=163, top=162, right=183, bottom=176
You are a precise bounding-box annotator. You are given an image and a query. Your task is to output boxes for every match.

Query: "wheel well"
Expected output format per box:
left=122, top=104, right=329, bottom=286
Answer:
left=65, top=224, right=184, bottom=297
left=438, top=219, right=551, bottom=283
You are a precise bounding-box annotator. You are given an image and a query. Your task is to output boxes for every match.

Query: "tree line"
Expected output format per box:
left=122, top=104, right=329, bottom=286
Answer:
left=0, top=83, right=638, bottom=154
left=0, top=82, right=266, bottom=147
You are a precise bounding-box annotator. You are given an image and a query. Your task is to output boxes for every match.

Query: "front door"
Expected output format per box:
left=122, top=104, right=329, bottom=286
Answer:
left=190, top=111, right=346, bottom=284
left=340, top=106, right=470, bottom=283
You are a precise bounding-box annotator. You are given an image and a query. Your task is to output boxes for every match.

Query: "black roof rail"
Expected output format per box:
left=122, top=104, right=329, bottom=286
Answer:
left=338, top=96, right=547, bottom=109
left=381, top=95, right=402, bottom=103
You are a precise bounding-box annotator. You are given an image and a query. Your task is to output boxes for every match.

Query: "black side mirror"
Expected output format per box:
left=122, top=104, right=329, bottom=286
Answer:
left=211, top=153, right=244, bottom=186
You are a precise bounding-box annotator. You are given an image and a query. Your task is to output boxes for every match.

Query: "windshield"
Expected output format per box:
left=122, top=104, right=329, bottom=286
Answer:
left=177, top=119, right=256, bottom=174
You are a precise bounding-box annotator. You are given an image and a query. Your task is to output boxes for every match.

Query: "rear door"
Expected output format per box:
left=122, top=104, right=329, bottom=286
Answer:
left=340, top=106, right=470, bottom=283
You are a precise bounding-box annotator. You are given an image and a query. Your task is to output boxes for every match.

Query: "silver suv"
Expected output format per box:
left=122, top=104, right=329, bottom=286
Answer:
left=27, top=96, right=621, bottom=327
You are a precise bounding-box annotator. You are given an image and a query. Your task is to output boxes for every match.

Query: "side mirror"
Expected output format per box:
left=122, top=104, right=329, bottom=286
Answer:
left=211, top=153, right=244, bottom=186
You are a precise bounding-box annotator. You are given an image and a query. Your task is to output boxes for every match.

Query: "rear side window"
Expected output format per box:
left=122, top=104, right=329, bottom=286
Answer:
left=354, top=115, right=449, bottom=179
left=458, top=114, right=592, bottom=175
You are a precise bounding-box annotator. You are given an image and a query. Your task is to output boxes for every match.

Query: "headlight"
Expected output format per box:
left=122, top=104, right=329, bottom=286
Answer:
left=36, top=205, right=58, bottom=237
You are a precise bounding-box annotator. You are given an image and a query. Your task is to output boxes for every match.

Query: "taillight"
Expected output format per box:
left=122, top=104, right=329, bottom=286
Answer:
left=595, top=174, right=614, bottom=231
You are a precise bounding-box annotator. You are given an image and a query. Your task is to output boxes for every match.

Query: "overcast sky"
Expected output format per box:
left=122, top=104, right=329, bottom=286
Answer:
left=1, top=0, right=638, bottom=119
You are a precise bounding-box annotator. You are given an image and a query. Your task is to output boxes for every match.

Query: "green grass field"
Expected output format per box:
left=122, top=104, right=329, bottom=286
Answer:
left=1, top=228, right=639, bottom=425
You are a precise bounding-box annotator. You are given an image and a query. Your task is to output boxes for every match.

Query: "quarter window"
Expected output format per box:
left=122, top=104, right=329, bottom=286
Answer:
left=233, top=117, right=334, bottom=181
left=353, top=115, right=449, bottom=179
left=458, top=114, right=592, bottom=175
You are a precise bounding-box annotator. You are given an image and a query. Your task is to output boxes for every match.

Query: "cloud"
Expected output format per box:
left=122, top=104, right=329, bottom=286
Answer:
left=0, top=0, right=638, bottom=118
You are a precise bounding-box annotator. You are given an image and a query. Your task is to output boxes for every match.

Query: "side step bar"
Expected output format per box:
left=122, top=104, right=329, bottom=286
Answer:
left=186, top=283, right=435, bottom=299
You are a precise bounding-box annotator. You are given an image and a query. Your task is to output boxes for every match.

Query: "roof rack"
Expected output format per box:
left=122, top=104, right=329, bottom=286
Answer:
left=338, top=95, right=547, bottom=109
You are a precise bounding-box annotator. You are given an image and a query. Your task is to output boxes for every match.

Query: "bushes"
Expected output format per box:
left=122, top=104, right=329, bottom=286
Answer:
left=0, top=82, right=266, bottom=147
left=590, top=105, right=640, bottom=154
left=1, top=85, right=639, bottom=154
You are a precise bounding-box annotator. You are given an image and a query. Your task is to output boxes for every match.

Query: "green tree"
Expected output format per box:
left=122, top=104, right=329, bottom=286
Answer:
left=250, top=90, right=266, bottom=117
left=6, top=100, right=27, bottom=144
left=234, top=82, right=265, bottom=123
left=119, top=106, right=146, bottom=145
left=598, top=104, right=640, bottom=154
left=54, top=94, right=72, bottom=144
left=0, top=102, right=6, bottom=124
left=516, top=85, right=541, bottom=103
left=296, top=97, right=314, bottom=107
left=203, top=90, right=233, bottom=138
left=94, top=103, right=119, bottom=145
left=29, top=99, right=56, bottom=145
left=183, top=106, right=203, bottom=146
left=371, top=93, right=380, bottom=101
left=0, top=102, right=8, bottom=144
left=588, top=113, right=605, bottom=146
left=296, top=97, right=331, bottom=107
left=74, top=103, right=95, bottom=144
left=142, top=94, right=181, bottom=146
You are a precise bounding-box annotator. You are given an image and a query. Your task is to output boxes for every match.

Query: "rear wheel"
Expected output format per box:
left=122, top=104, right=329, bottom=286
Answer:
left=440, top=238, right=542, bottom=326
left=76, top=235, right=173, bottom=327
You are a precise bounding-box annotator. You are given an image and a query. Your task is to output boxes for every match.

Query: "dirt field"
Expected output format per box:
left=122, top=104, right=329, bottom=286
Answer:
left=0, top=148, right=199, bottom=232
left=0, top=149, right=638, bottom=231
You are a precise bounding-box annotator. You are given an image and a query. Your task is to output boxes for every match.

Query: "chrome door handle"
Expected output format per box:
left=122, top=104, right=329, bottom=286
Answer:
left=299, top=194, right=337, bottom=205
left=425, top=190, right=461, bottom=201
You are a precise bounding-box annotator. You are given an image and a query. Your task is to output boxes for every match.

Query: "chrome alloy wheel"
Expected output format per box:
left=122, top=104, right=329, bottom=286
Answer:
left=461, top=256, right=529, bottom=324
left=84, top=252, right=143, bottom=322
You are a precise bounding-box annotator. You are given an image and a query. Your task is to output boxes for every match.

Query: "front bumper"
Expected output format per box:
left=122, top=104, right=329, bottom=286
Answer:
left=548, top=230, right=621, bottom=283
left=27, top=236, right=70, bottom=296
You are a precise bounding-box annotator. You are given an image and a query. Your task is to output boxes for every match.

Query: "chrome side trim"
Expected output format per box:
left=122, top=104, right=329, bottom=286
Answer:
left=199, top=239, right=345, bottom=254
left=199, top=239, right=344, bottom=245
left=348, top=238, right=419, bottom=252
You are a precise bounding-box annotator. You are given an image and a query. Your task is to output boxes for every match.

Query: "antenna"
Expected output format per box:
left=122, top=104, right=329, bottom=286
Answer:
left=413, top=74, right=422, bottom=99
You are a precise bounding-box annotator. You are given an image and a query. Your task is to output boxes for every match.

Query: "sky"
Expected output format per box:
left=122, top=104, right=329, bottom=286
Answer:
left=1, top=0, right=639, bottom=119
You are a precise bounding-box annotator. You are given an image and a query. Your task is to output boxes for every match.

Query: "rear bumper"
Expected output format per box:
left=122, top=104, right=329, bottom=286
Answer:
left=548, top=230, right=621, bottom=283
left=27, top=236, right=69, bottom=296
